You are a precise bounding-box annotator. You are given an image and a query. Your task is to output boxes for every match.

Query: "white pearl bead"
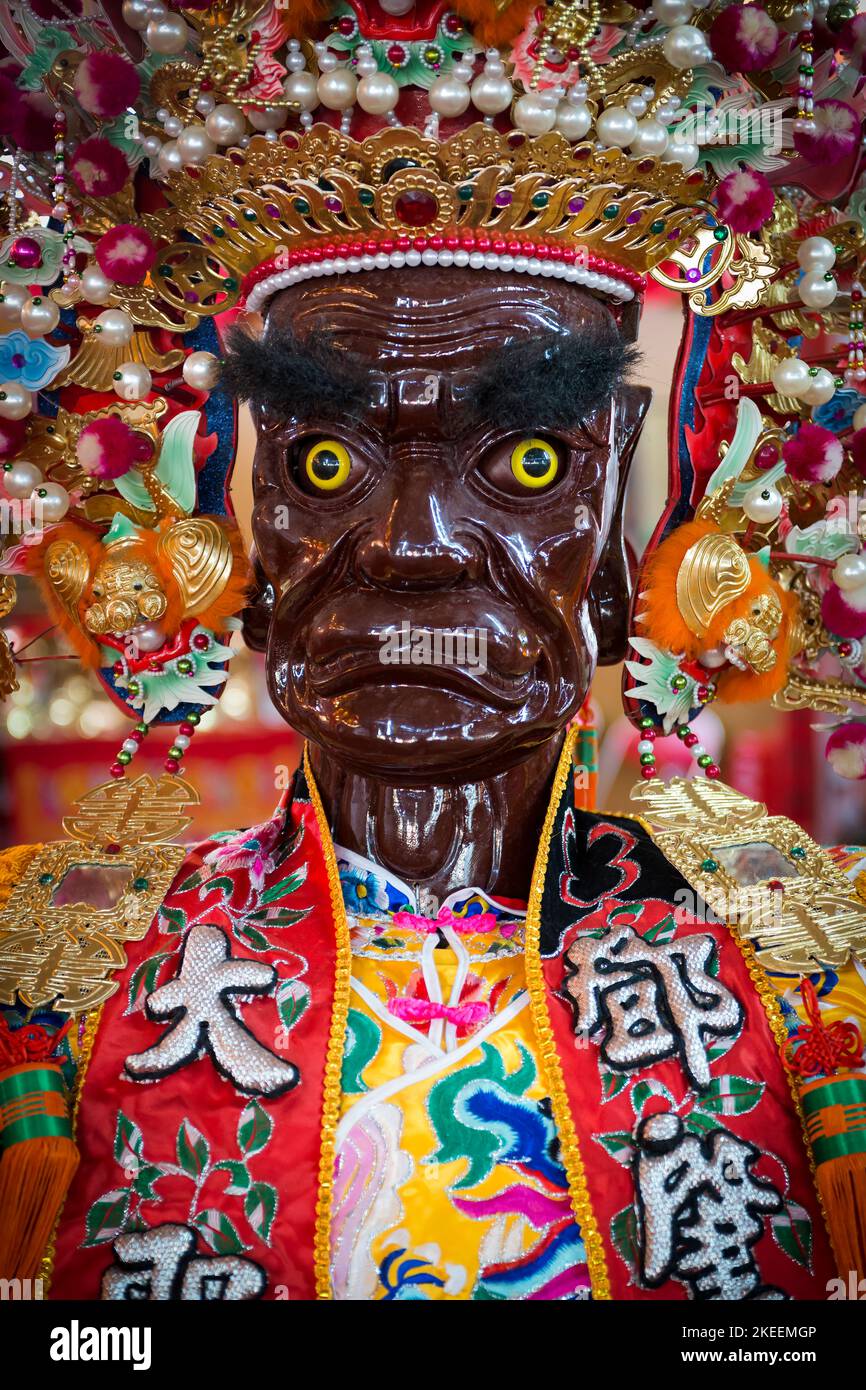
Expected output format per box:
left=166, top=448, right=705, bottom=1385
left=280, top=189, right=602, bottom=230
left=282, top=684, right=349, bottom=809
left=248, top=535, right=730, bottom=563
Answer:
left=174, top=733, right=191, bottom=750
left=513, top=93, right=556, bottom=136
left=630, top=117, right=669, bottom=156
left=665, top=139, right=699, bottom=170
left=81, top=263, right=114, bottom=306
left=143, top=135, right=162, bottom=159
left=470, top=72, right=513, bottom=115
left=247, top=107, right=286, bottom=131
left=663, top=24, right=712, bottom=69
left=803, top=367, right=836, bottom=405
left=144, top=14, right=189, bottom=55
left=771, top=357, right=810, bottom=396
left=182, top=350, right=221, bottom=391
left=177, top=125, right=217, bottom=165
left=2, top=459, right=43, bottom=498
left=122, top=739, right=139, bottom=754
left=742, top=481, right=783, bottom=524
left=854, top=404, right=866, bottom=432
left=797, top=235, right=835, bottom=273
left=113, top=361, right=152, bottom=401
left=834, top=553, right=866, bottom=591
left=163, top=116, right=183, bottom=139
left=555, top=101, right=591, bottom=141
left=596, top=107, right=638, bottom=147
left=428, top=75, right=471, bottom=119
left=121, top=0, right=150, bottom=29
left=157, top=140, right=184, bottom=175
left=134, top=622, right=166, bottom=652
left=32, top=480, right=69, bottom=522
left=627, top=95, right=648, bottom=117
left=317, top=68, right=357, bottom=112
left=284, top=71, right=319, bottom=111
left=637, top=739, right=654, bottom=755
left=691, top=744, right=707, bottom=759
left=205, top=104, right=247, bottom=147
left=94, top=309, right=134, bottom=347
left=0, top=283, right=28, bottom=328
left=799, top=270, right=837, bottom=309
left=0, top=383, right=32, bottom=419
left=195, top=94, right=216, bottom=116
left=356, top=72, right=399, bottom=116
left=20, top=295, right=60, bottom=337
left=656, top=0, right=694, bottom=21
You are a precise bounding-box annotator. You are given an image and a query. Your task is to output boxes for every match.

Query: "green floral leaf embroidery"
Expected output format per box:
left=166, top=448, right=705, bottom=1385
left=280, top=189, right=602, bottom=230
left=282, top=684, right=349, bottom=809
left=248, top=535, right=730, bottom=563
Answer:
left=685, top=1109, right=719, bottom=1135
left=244, top=1181, right=278, bottom=1244
left=771, top=1200, right=813, bottom=1270
left=176, top=1119, right=210, bottom=1177
left=176, top=868, right=204, bottom=892
left=127, top=951, right=172, bottom=1013
left=698, top=1075, right=765, bottom=1116
left=113, top=1111, right=144, bottom=1169
left=247, top=907, right=309, bottom=927
left=594, top=1130, right=636, bottom=1167
left=600, top=1071, right=630, bottom=1104
left=83, top=1189, right=131, bottom=1247
left=133, top=1164, right=164, bottom=1201
left=631, top=1079, right=675, bottom=1119
left=234, top=921, right=271, bottom=952
left=159, top=905, right=187, bottom=935
left=194, top=1209, right=245, bottom=1255
left=641, top=913, right=677, bottom=944
left=610, top=1204, right=640, bottom=1275
left=203, top=876, right=236, bottom=899
left=238, top=1100, right=272, bottom=1157
left=259, top=866, right=308, bottom=905
left=276, top=977, right=310, bottom=1034
left=341, top=1007, right=381, bottom=1095
left=214, top=1159, right=251, bottom=1196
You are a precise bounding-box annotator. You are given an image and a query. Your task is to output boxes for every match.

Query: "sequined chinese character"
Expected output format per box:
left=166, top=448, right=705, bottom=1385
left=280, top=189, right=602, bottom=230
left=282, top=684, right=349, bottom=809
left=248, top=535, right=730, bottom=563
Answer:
left=563, top=920, right=742, bottom=1090
left=125, top=924, right=298, bottom=1096
left=633, top=1113, right=785, bottom=1301
left=101, top=1224, right=266, bottom=1301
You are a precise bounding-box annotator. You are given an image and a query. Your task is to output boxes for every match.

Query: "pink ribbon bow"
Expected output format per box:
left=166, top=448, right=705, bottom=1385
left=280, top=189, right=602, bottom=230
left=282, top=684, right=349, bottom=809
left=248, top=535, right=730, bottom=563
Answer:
left=392, top=906, right=509, bottom=936
left=388, top=997, right=491, bottom=1028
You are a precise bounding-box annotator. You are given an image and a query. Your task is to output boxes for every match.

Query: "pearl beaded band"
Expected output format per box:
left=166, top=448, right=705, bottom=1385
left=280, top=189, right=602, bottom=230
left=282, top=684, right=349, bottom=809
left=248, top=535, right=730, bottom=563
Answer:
left=242, top=236, right=643, bottom=313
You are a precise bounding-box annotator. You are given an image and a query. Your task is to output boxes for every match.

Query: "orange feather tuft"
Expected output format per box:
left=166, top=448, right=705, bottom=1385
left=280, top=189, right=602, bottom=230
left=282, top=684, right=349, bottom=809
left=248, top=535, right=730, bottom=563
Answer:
left=637, top=520, right=716, bottom=659
left=453, top=0, right=537, bottom=46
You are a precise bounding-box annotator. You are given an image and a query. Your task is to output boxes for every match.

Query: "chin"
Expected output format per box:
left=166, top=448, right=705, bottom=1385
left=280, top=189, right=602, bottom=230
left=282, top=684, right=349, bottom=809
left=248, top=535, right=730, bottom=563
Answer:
left=278, top=679, right=574, bottom=783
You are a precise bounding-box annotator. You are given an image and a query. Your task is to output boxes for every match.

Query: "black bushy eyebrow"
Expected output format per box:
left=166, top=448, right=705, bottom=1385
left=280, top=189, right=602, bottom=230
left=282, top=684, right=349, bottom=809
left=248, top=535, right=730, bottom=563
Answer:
left=220, top=325, right=370, bottom=420
left=468, top=327, right=640, bottom=433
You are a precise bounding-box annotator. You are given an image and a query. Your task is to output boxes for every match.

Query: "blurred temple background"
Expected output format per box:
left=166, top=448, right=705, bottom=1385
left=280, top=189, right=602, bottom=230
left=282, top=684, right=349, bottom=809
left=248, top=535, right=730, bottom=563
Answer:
left=1, top=280, right=864, bottom=850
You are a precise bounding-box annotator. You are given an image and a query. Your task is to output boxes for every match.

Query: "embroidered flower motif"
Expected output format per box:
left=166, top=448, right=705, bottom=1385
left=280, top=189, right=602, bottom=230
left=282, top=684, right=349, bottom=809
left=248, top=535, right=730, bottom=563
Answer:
left=339, top=864, right=390, bottom=916
left=203, top=812, right=286, bottom=892
left=0, top=330, right=70, bottom=392
left=812, top=387, right=863, bottom=435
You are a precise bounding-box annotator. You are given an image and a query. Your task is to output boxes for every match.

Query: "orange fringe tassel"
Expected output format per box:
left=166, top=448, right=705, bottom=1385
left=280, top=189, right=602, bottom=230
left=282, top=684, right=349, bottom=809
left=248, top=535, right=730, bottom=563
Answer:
left=785, top=981, right=866, bottom=1283
left=0, top=1025, right=79, bottom=1283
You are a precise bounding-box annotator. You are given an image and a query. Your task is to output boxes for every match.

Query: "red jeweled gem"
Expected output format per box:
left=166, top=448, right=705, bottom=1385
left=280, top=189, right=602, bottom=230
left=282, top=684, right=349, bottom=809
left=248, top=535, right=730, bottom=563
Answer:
left=192, top=633, right=210, bottom=650
left=9, top=236, right=42, bottom=270
left=640, top=765, right=656, bottom=779
left=110, top=764, right=125, bottom=779
left=387, top=44, right=406, bottom=64
left=394, top=191, right=440, bottom=227
left=179, top=722, right=195, bottom=736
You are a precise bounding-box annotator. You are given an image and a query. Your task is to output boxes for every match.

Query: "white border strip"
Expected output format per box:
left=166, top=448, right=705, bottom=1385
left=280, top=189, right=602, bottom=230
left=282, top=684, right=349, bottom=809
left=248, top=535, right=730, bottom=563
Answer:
left=245, top=247, right=636, bottom=313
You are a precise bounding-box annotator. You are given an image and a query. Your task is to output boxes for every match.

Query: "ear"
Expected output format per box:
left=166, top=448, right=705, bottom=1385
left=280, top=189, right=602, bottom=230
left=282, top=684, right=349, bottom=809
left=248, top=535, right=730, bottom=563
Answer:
left=587, top=382, right=652, bottom=665
left=241, top=551, right=274, bottom=653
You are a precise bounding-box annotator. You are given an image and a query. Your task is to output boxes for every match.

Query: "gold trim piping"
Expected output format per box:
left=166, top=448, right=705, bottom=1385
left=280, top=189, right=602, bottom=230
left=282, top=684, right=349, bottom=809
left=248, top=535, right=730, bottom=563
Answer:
left=39, top=1004, right=104, bottom=1295
left=304, top=744, right=353, bottom=1301
left=523, top=726, right=612, bottom=1300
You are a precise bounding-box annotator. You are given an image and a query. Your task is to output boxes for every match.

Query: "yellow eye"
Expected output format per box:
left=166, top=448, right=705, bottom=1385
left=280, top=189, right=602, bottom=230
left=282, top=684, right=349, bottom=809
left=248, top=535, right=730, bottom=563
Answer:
left=304, top=439, right=352, bottom=491
left=510, top=438, right=560, bottom=489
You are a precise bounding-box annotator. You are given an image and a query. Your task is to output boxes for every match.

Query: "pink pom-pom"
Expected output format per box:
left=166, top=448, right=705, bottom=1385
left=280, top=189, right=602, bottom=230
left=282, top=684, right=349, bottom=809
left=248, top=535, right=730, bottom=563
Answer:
left=782, top=424, right=844, bottom=485
left=0, top=418, right=26, bottom=460
left=70, top=137, right=130, bottom=198
left=825, top=722, right=866, bottom=780
left=710, top=4, right=779, bottom=71
left=793, top=100, right=860, bottom=165
left=839, top=15, right=866, bottom=74
left=13, top=91, right=54, bottom=153
left=95, top=224, right=156, bottom=287
left=714, top=169, right=775, bottom=233
left=76, top=417, right=147, bottom=480
left=822, top=583, right=866, bottom=640
left=849, top=427, right=866, bottom=479
left=73, top=51, right=140, bottom=121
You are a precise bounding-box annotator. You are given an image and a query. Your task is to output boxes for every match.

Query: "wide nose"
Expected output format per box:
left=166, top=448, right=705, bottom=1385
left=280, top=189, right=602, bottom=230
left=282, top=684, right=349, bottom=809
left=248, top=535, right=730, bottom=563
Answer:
left=354, top=449, right=481, bottom=591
